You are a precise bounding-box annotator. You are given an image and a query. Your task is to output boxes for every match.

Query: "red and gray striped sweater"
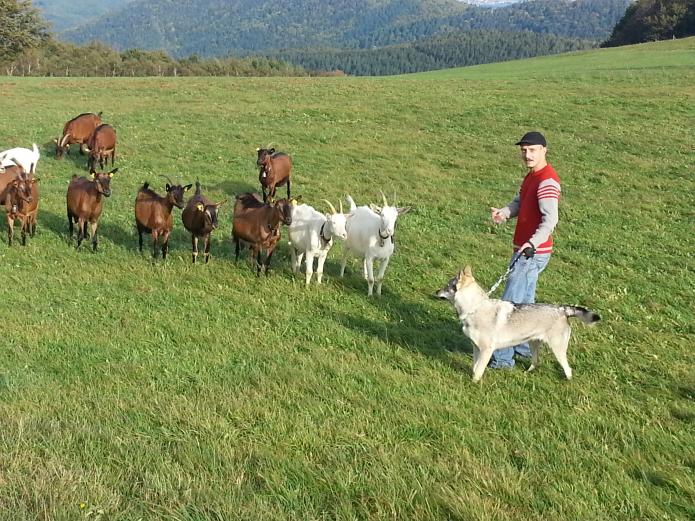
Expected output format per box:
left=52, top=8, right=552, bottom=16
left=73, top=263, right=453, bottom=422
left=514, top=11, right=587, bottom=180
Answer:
left=501, top=163, right=561, bottom=255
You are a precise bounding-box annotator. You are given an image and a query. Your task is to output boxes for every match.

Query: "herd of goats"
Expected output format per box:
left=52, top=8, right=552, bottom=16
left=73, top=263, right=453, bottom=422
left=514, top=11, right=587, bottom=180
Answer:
left=0, top=112, right=411, bottom=296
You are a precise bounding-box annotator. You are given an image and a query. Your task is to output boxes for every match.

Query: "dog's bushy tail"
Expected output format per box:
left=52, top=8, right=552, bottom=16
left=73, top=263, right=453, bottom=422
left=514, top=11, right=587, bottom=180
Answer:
left=565, top=306, right=601, bottom=325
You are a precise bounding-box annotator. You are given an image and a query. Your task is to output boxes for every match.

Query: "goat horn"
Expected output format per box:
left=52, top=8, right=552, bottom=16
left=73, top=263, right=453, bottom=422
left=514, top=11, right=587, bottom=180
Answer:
left=339, top=200, right=343, bottom=214
left=60, top=133, right=70, bottom=147
left=380, top=190, right=388, bottom=207
left=158, top=174, right=175, bottom=185
left=323, top=199, right=337, bottom=214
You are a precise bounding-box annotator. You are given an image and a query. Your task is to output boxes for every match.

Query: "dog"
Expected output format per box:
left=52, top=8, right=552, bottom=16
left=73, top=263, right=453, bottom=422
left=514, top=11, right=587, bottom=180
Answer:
left=437, top=266, right=600, bottom=382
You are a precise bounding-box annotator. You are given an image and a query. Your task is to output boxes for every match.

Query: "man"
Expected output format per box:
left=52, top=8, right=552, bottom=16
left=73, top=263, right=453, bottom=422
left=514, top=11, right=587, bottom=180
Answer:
left=489, top=131, right=561, bottom=369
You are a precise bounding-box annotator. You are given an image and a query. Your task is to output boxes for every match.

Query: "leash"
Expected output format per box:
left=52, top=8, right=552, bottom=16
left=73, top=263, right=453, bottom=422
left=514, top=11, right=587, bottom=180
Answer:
left=487, top=252, right=523, bottom=296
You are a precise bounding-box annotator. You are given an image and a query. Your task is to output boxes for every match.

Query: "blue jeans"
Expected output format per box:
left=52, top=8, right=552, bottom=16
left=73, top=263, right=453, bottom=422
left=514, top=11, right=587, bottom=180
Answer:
left=488, top=253, right=551, bottom=368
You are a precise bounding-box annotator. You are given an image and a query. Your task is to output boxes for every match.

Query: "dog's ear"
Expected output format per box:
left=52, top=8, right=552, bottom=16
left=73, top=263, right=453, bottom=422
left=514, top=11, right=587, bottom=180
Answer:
left=457, top=265, right=474, bottom=289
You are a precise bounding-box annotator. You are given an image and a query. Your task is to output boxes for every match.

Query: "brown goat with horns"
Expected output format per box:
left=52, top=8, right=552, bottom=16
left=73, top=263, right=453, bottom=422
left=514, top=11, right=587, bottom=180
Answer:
left=134, top=177, right=192, bottom=260
left=181, top=181, right=226, bottom=263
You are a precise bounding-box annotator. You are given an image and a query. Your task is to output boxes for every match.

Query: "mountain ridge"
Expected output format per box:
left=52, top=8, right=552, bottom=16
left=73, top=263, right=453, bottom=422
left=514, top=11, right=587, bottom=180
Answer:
left=59, top=0, right=630, bottom=58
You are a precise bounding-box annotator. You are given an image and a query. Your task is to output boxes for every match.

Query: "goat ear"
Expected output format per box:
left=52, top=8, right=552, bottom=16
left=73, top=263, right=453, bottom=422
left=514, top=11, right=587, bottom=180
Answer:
left=109, top=168, right=118, bottom=175
left=397, top=206, right=412, bottom=215
left=31, top=177, right=39, bottom=183
left=183, top=184, right=192, bottom=191
left=165, top=183, right=171, bottom=192
left=196, top=203, right=204, bottom=212
left=369, top=204, right=382, bottom=213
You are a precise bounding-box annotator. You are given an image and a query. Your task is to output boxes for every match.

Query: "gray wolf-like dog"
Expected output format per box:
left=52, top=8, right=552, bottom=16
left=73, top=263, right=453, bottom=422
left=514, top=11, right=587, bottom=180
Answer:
left=437, top=266, right=600, bottom=382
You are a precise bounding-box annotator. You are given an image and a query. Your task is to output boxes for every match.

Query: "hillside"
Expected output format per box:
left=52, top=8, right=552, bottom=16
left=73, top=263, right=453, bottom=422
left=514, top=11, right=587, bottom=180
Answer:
left=60, top=0, right=630, bottom=58
left=33, top=0, right=134, bottom=32
left=272, top=30, right=594, bottom=76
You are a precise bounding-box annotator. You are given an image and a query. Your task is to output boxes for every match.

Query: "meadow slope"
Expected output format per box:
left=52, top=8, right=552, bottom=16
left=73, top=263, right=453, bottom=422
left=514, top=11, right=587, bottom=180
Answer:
left=0, top=38, right=693, bottom=520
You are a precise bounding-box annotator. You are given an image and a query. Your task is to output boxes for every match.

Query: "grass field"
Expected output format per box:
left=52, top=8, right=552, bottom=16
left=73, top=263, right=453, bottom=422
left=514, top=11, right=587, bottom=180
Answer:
left=0, top=37, right=693, bottom=520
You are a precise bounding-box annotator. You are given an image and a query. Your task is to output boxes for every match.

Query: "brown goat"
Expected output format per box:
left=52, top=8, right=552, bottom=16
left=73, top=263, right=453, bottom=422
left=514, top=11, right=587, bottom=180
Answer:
left=181, top=181, right=225, bottom=263
left=85, top=124, right=117, bottom=172
left=232, top=192, right=295, bottom=276
left=0, top=164, right=25, bottom=203
left=66, top=168, right=117, bottom=251
left=257, top=147, right=292, bottom=203
left=135, top=179, right=192, bottom=260
left=54, top=112, right=102, bottom=159
left=4, top=173, right=39, bottom=246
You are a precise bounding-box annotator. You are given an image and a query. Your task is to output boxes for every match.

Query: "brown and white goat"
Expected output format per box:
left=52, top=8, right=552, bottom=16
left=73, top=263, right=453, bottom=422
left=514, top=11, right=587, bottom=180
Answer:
left=256, top=147, right=292, bottom=203
left=4, top=173, right=39, bottom=246
left=181, top=181, right=225, bottom=263
left=232, top=192, right=295, bottom=276
left=84, top=124, right=117, bottom=172
left=135, top=178, right=192, bottom=260
left=66, top=168, right=117, bottom=251
left=54, top=112, right=102, bottom=159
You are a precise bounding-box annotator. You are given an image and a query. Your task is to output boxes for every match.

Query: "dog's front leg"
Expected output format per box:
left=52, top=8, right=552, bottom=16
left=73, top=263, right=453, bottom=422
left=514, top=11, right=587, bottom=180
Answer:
left=472, top=345, right=494, bottom=383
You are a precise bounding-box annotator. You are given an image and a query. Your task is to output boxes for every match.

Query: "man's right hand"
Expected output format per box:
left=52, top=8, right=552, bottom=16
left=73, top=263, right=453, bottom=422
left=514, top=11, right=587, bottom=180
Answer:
left=491, top=207, right=507, bottom=224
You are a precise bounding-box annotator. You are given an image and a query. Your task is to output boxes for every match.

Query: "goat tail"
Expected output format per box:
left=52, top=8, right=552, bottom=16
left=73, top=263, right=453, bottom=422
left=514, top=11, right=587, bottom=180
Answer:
left=345, top=195, right=357, bottom=213
left=141, top=181, right=150, bottom=191
left=565, top=306, right=601, bottom=325
left=32, top=143, right=39, bottom=155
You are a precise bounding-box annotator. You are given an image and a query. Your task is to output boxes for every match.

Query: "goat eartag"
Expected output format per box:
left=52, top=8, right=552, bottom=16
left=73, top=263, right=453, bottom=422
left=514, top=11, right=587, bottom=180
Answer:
left=91, top=173, right=96, bottom=180
left=108, top=172, right=113, bottom=178
left=196, top=203, right=204, bottom=212
left=291, top=199, right=297, bottom=206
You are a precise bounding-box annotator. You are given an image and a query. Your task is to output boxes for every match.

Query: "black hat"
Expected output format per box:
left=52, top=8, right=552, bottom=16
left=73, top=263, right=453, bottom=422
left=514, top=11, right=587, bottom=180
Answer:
left=515, top=131, right=547, bottom=147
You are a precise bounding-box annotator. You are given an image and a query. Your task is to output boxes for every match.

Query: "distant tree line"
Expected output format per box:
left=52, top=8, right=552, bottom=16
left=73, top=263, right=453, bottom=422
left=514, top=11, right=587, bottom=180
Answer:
left=602, top=0, right=695, bottom=47
left=270, top=31, right=595, bottom=76
left=3, top=40, right=310, bottom=77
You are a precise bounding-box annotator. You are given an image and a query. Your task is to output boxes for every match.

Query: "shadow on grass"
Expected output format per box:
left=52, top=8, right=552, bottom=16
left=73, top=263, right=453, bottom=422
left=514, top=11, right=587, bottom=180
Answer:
left=329, top=263, right=474, bottom=373
left=208, top=179, right=257, bottom=198
left=40, top=208, right=135, bottom=252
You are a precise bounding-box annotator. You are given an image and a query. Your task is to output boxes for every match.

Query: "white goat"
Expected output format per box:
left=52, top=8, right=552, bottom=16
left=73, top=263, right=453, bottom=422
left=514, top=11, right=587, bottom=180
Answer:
left=289, top=200, right=348, bottom=285
left=341, top=192, right=411, bottom=296
left=0, top=144, right=40, bottom=174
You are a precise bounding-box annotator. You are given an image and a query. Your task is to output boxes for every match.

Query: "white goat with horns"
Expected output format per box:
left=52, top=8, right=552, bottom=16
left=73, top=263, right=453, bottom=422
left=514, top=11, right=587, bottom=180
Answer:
left=341, top=191, right=411, bottom=296
left=289, top=199, right=348, bottom=285
left=0, top=144, right=40, bottom=174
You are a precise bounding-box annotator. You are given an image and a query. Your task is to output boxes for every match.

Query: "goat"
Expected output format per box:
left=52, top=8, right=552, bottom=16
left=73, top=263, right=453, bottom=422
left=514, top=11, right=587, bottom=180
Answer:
left=84, top=124, right=117, bottom=172
left=256, top=147, right=292, bottom=203
left=0, top=163, right=25, bottom=202
left=4, top=172, right=39, bottom=246
left=66, top=168, right=117, bottom=251
left=289, top=199, right=347, bottom=285
left=54, top=112, right=102, bottom=159
left=340, top=192, right=411, bottom=296
left=232, top=192, right=294, bottom=276
left=181, top=181, right=225, bottom=263
left=135, top=177, right=192, bottom=260
left=0, top=144, right=40, bottom=174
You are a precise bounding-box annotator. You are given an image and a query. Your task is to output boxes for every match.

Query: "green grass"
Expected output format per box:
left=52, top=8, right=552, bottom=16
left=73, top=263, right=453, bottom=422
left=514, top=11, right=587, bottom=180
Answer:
left=0, top=37, right=694, bottom=520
